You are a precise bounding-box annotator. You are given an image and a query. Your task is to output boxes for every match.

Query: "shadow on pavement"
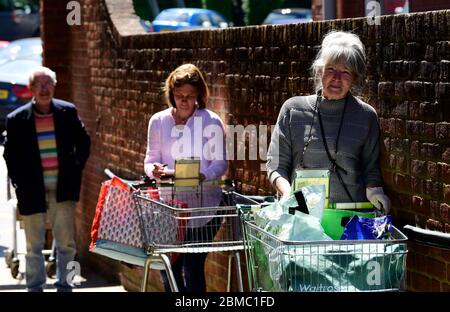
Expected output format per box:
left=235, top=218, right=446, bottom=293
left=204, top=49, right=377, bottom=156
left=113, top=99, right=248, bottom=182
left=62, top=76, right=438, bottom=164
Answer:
left=0, top=284, right=26, bottom=291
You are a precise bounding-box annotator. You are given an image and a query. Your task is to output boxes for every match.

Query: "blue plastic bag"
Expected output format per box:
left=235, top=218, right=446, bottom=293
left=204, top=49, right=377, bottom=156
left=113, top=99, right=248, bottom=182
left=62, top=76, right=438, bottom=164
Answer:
left=340, top=215, right=393, bottom=240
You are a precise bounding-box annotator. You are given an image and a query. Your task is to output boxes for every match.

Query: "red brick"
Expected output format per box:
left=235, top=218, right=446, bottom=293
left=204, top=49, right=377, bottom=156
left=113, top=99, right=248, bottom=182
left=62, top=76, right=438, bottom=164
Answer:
left=426, top=258, right=446, bottom=279
left=441, top=204, right=450, bottom=222
left=430, top=246, right=442, bottom=258
left=448, top=263, right=450, bottom=282
left=431, top=279, right=441, bottom=291
left=394, top=173, right=411, bottom=191
left=412, top=196, right=430, bottom=215
left=427, top=219, right=444, bottom=232
left=444, top=184, right=450, bottom=202
left=410, top=272, right=431, bottom=291
left=443, top=283, right=450, bottom=292
left=443, top=148, right=450, bottom=162
left=427, top=161, right=441, bottom=180
left=441, top=249, right=450, bottom=262
left=441, top=163, right=450, bottom=183
left=406, top=251, right=416, bottom=269
left=409, top=242, right=430, bottom=255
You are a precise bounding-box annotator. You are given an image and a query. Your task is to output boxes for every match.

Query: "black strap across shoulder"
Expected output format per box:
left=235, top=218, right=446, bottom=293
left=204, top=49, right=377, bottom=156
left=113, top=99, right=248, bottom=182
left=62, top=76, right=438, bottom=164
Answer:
left=317, top=96, right=354, bottom=202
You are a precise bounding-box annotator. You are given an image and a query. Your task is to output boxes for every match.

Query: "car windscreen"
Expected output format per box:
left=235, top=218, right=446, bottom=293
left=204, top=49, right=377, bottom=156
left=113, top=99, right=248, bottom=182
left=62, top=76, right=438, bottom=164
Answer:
left=0, top=39, right=42, bottom=62
left=264, top=12, right=311, bottom=23
left=210, top=13, right=227, bottom=27
left=0, top=59, right=41, bottom=74
left=155, top=11, right=189, bottom=22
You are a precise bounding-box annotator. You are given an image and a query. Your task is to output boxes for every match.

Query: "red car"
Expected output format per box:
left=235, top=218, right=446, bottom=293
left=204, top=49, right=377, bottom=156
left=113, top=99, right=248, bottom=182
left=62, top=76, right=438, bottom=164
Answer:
left=0, top=40, right=9, bottom=48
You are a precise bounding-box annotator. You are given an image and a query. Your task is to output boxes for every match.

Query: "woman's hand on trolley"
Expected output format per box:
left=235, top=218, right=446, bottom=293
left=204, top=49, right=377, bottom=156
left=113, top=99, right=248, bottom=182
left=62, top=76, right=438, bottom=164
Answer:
left=152, top=163, right=167, bottom=179
left=274, top=176, right=291, bottom=199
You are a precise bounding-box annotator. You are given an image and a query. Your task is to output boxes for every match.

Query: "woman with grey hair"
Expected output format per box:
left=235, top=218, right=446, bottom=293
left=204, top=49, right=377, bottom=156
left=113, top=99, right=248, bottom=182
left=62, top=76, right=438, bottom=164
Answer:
left=266, top=31, right=391, bottom=213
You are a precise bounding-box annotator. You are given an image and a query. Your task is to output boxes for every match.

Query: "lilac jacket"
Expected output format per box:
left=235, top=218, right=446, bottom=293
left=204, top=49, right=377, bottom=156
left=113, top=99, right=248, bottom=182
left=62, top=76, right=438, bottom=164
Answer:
left=144, top=107, right=227, bottom=180
left=144, top=108, right=228, bottom=226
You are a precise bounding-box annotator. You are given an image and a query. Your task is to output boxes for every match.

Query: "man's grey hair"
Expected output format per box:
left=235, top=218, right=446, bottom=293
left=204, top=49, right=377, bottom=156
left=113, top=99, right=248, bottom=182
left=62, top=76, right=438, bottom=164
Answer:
left=311, top=31, right=366, bottom=93
left=28, top=67, right=57, bottom=85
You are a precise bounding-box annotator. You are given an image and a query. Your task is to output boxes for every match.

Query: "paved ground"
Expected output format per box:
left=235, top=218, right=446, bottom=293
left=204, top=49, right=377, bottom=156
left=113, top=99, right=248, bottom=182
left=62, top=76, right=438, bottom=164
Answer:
left=0, top=145, right=126, bottom=292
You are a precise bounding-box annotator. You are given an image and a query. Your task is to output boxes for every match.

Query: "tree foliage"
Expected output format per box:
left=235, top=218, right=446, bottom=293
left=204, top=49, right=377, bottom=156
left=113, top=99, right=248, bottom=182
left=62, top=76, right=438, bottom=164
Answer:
left=201, top=0, right=234, bottom=23
left=243, top=0, right=284, bottom=25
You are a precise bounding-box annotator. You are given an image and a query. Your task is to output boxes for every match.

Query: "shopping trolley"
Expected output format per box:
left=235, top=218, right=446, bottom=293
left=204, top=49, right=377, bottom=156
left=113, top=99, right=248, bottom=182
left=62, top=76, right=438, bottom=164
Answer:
left=3, top=176, right=57, bottom=279
left=91, top=169, right=249, bottom=292
left=240, top=209, right=408, bottom=292
left=133, top=185, right=250, bottom=292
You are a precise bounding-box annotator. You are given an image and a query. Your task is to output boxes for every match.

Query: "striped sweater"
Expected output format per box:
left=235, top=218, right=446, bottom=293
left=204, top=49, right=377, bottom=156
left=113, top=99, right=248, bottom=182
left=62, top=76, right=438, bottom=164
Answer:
left=34, top=111, right=58, bottom=190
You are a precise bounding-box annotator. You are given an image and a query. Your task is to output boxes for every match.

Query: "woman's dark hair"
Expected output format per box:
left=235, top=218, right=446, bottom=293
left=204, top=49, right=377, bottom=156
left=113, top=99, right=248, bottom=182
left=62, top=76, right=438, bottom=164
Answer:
left=164, top=64, right=209, bottom=109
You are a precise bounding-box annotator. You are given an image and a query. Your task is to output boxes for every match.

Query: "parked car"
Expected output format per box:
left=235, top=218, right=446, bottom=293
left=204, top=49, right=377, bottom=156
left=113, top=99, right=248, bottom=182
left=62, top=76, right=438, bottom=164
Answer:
left=0, top=57, right=42, bottom=131
left=0, top=0, right=40, bottom=41
left=0, top=40, right=9, bottom=48
left=152, top=8, right=229, bottom=32
left=0, top=37, right=41, bottom=65
left=263, top=8, right=313, bottom=25
left=139, top=19, right=154, bottom=32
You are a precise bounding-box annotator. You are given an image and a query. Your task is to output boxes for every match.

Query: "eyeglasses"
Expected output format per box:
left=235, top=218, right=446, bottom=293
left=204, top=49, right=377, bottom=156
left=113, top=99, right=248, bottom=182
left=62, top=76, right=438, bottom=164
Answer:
left=32, top=81, right=55, bottom=89
left=173, top=93, right=197, bottom=101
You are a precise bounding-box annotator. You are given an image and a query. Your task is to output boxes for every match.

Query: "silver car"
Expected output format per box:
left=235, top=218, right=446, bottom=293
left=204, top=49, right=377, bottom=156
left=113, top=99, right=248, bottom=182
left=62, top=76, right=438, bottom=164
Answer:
left=0, top=37, right=42, bottom=130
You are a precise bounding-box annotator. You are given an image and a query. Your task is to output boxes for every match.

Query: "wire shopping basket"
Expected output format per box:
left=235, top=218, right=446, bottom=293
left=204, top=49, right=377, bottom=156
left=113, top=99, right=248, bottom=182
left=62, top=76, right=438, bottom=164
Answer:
left=240, top=210, right=408, bottom=292
left=133, top=187, right=244, bottom=253
left=133, top=186, right=249, bottom=291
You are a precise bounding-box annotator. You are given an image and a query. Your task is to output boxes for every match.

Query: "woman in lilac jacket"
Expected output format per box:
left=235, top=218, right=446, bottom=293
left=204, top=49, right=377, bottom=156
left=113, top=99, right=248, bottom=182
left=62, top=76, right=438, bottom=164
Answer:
left=144, top=64, right=228, bottom=292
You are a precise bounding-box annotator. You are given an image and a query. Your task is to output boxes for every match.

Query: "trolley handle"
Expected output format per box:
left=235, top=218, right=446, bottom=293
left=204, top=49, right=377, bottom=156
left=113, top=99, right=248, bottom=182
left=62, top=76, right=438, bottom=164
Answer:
left=230, top=192, right=276, bottom=206
left=103, top=168, right=157, bottom=190
left=403, top=224, right=450, bottom=250
left=104, top=168, right=117, bottom=180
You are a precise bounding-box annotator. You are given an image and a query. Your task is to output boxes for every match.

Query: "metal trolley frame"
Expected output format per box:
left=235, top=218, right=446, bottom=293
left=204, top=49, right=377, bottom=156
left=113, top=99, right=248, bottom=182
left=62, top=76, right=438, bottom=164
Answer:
left=4, top=176, right=56, bottom=279
left=240, top=210, right=408, bottom=292
left=133, top=187, right=247, bottom=292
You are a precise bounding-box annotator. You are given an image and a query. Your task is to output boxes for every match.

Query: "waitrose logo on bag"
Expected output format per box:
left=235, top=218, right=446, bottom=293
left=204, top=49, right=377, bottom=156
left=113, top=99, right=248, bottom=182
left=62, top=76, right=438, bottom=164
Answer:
left=294, top=284, right=339, bottom=292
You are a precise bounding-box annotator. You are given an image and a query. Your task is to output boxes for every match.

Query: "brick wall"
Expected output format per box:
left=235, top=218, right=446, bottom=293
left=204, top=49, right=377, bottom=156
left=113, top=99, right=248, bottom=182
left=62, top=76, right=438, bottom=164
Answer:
left=40, top=0, right=71, bottom=100
left=41, top=0, right=450, bottom=291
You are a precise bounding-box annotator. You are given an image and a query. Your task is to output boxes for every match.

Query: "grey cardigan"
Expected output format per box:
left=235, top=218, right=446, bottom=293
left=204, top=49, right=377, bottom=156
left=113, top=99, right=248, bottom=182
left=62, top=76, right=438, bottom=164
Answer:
left=266, top=93, right=384, bottom=202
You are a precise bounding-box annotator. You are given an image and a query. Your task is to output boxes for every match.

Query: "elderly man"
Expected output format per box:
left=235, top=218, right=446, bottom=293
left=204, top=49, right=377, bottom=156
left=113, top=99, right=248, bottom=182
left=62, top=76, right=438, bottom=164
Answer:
left=3, top=67, right=90, bottom=292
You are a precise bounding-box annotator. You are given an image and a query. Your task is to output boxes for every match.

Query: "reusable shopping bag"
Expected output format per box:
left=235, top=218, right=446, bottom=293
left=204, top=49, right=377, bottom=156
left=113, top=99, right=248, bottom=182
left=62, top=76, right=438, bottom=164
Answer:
left=90, top=177, right=146, bottom=265
left=250, top=193, right=331, bottom=290
left=90, top=177, right=189, bottom=266
left=340, top=215, right=393, bottom=240
left=254, top=192, right=331, bottom=242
